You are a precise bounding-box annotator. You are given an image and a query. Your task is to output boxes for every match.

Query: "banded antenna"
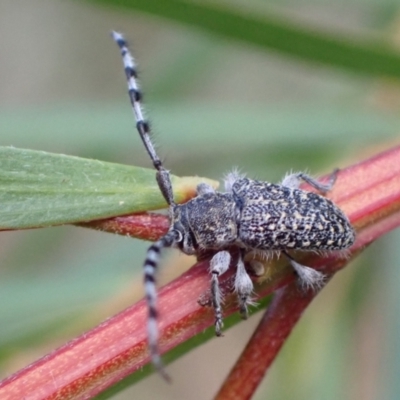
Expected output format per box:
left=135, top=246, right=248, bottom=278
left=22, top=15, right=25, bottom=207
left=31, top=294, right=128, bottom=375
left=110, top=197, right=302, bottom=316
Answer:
left=112, top=31, right=181, bottom=381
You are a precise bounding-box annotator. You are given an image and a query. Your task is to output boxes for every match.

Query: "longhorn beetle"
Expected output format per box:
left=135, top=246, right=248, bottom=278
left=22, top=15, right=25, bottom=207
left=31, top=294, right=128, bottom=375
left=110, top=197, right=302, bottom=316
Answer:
left=111, top=31, right=356, bottom=380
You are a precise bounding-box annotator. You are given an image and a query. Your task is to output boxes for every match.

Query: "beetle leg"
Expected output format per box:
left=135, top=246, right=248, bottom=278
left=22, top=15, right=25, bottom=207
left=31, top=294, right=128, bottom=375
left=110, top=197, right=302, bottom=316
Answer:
left=210, top=251, right=231, bottom=335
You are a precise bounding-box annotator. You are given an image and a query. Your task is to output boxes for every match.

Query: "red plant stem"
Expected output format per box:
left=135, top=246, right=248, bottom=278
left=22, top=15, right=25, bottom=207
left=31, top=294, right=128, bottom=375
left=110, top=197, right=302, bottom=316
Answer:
left=1, top=145, right=400, bottom=399
left=0, top=260, right=215, bottom=400
left=214, top=259, right=349, bottom=399
left=76, top=212, right=169, bottom=241
left=215, top=281, right=321, bottom=400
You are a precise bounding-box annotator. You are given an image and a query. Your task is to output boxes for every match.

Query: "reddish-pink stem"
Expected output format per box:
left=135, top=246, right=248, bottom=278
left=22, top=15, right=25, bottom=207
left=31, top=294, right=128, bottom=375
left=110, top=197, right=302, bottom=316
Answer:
left=0, top=145, right=400, bottom=399
left=215, top=281, right=319, bottom=400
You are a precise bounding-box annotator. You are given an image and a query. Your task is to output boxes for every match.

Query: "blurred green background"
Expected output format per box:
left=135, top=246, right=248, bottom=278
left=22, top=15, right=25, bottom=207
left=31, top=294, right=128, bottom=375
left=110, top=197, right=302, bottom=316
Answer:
left=1, top=0, right=400, bottom=399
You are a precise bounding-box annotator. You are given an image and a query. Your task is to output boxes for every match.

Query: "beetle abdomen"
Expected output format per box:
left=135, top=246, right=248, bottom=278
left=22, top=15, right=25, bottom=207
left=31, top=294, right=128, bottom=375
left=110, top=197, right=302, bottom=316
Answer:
left=233, top=178, right=355, bottom=251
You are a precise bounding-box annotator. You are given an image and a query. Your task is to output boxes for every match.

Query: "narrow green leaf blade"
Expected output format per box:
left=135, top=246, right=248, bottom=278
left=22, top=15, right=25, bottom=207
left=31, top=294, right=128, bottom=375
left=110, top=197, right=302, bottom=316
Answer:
left=88, top=0, right=400, bottom=79
left=0, top=147, right=215, bottom=229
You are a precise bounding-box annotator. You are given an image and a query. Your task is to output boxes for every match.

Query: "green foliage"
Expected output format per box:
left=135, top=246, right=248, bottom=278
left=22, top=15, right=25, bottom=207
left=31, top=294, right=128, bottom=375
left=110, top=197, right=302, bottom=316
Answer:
left=0, top=147, right=169, bottom=228
left=88, top=0, right=400, bottom=78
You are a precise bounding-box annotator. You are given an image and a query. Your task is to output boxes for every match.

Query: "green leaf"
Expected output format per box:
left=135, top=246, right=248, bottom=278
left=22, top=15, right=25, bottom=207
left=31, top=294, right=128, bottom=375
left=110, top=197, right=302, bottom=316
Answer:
left=0, top=147, right=216, bottom=229
left=88, top=0, right=400, bottom=78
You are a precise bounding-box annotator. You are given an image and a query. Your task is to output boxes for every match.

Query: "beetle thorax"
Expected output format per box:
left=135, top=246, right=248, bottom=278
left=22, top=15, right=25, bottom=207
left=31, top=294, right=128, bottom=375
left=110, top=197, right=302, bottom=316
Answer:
left=172, top=192, right=239, bottom=254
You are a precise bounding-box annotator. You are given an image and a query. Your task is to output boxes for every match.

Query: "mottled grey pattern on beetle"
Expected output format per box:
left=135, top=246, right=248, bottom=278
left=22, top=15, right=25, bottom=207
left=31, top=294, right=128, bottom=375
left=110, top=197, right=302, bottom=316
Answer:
left=112, top=31, right=356, bottom=381
left=234, top=178, right=354, bottom=250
